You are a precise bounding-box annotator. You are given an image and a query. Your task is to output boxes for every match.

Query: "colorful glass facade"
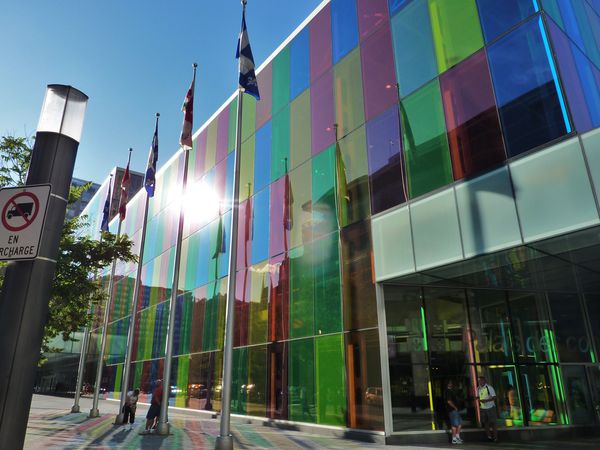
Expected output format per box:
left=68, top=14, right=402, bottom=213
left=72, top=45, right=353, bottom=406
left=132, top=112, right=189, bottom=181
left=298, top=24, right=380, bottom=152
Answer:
left=79, top=0, right=600, bottom=439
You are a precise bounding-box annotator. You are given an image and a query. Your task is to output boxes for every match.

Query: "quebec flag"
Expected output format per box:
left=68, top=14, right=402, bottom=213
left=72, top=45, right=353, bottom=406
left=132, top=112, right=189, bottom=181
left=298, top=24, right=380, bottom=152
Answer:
left=236, top=4, right=260, bottom=100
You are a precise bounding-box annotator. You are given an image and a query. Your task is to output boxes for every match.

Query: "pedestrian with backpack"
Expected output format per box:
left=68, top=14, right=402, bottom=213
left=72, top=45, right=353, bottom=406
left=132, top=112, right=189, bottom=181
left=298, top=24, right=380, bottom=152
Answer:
left=477, top=376, right=498, bottom=442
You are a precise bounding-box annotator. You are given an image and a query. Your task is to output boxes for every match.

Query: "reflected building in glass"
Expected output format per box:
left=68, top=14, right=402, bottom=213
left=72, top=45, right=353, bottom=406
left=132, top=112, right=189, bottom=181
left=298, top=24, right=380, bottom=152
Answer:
left=79, top=0, right=600, bottom=443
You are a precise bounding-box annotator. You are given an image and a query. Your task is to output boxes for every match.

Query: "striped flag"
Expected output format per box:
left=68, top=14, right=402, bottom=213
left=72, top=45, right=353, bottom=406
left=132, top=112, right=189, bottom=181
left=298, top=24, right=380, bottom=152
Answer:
left=100, top=181, right=111, bottom=232
left=145, top=115, right=159, bottom=197
left=236, top=3, right=260, bottom=100
left=335, top=140, right=350, bottom=225
left=180, top=66, right=197, bottom=150
left=118, top=159, right=131, bottom=222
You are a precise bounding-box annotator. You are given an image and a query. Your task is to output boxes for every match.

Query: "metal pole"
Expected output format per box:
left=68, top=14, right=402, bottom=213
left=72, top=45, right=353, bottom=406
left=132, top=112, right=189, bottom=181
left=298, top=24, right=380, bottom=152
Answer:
left=215, top=87, right=244, bottom=450
left=115, top=113, right=158, bottom=424
left=89, top=218, right=123, bottom=417
left=157, top=65, right=196, bottom=436
left=71, top=317, right=91, bottom=413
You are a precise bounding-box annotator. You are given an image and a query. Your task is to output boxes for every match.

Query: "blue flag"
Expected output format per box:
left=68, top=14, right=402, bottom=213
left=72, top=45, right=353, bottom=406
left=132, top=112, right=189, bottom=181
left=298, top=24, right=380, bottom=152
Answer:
left=100, top=182, right=111, bottom=232
left=145, top=117, right=159, bottom=197
left=236, top=5, right=260, bottom=100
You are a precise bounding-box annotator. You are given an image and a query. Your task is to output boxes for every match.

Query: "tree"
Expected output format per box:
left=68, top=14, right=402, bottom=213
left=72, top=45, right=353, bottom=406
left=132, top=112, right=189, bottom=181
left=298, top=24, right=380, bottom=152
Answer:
left=0, top=135, right=136, bottom=362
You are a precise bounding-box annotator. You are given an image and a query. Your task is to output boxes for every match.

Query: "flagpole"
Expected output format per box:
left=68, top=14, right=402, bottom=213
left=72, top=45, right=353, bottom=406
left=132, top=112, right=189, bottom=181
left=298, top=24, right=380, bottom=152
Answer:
left=90, top=149, right=132, bottom=418
left=115, top=114, right=160, bottom=425
left=157, top=64, right=197, bottom=436
left=72, top=175, right=113, bottom=413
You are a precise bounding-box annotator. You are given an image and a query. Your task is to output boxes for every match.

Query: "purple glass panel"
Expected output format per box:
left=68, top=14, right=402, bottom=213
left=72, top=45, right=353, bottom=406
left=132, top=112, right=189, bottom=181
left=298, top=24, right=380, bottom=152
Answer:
left=310, top=5, right=333, bottom=82
left=269, top=176, right=286, bottom=258
left=366, top=105, right=406, bottom=213
left=357, top=0, right=389, bottom=41
left=256, top=63, right=273, bottom=130
left=311, top=69, right=336, bottom=156
left=360, top=23, right=398, bottom=121
left=214, top=157, right=228, bottom=206
left=194, top=130, right=208, bottom=179
left=440, top=50, right=506, bottom=180
left=236, top=198, right=252, bottom=271
left=216, top=107, right=230, bottom=164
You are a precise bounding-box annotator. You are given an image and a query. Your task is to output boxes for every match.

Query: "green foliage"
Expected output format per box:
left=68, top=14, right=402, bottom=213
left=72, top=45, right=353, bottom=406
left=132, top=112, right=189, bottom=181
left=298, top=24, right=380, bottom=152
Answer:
left=0, top=135, right=32, bottom=187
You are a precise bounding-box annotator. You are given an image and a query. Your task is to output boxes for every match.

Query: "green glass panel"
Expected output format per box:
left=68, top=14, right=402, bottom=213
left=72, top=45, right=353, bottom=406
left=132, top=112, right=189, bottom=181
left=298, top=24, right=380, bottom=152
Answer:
left=337, top=126, right=371, bottom=227
left=315, top=334, right=346, bottom=425
left=216, top=278, right=228, bottom=350
left=178, top=292, right=193, bottom=356
left=205, top=119, right=218, bottom=171
left=248, top=262, right=269, bottom=345
left=200, top=285, right=212, bottom=352
left=272, top=46, right=291, bottom=115
left=288, top=338, right=316, bottom=422
left=175, top=356, right=190, bottom=407
left=231, top=347, right=248, bottom=414
left=247, top=345, right=267, bottom=417
left=242, top=95, right=257, bottom=143
left=289, top=160, right=312, bottom=249
left=229, top=97, right=238, bottom=154
left=133, top=362, right=143, bottom=390
left=290, top=89, right=312, bottom=170
left=333, top=47, right=365, bottom=138
left=289, top=244, right=315, bottom=339
left=312, top=145, right=338, bottom=238
left=112, top=364, right=123, bottom=400
left=401, top=79, right=453, bottom=198
left=271, top=105, right=291, bottom=182
left=314, top=232, right=342, bottom=335
left=239, top=135, right=255, bottom=203
left=428, top=0, right=484, bottom=73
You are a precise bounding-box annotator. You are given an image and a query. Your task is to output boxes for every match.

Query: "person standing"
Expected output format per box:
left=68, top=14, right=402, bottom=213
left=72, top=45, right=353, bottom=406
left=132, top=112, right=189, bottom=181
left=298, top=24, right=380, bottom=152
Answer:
left=445, top=380, right=463, bottom=444
left=141, top=380, right=163, bottom=434
left=122, top=388, right=140, bottom=430
left=477, top=376, right=498, bottom=442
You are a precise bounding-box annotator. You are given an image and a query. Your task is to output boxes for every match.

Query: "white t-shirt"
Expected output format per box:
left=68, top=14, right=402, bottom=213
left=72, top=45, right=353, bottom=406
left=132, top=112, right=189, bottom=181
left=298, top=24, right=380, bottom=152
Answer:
left=478, top=384, right=496, bottom=410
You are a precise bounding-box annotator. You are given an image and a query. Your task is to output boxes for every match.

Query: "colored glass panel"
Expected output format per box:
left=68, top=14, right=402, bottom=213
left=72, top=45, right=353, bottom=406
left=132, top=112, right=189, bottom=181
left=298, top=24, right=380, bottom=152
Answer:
left=476, top=0, right=538, bottom=43
left=366, top=104, right=406, bottom=214
left=235, top=269, right=250, bottom=348
left=266, top=342, right=288, bottom=419
left=190, top=286, right=206, bottom=354
left=440, top=50, right=506, bottom=180
left=315, top=334, right=346, bottom=425
left=256, top=63, right=273, bottom=130
left=487, top=17, right=571, bottom=157
left=290, top=89, right=312, bottom=170
left=314, top=231, right=342, bottom=334
left=248, top=261, right=269, bottom=345
left=336, top=126, right=370, bottom=227
left=360, top=23, right=399, bottom=121
left=193, top=130, right=208, bottom=180
left=429, top=0, right=484, bottom=73
left=269, top=176, right=286, bottom=258
left=239, top=136, right=255, bottom=202
left=289, top=161, right=312, bottom=250
left=269, top=253, right=289, bottom=342
left=254, top=122, right=272, bottom=193
left=391, top=0, right=438, bottom=98
left=288, top=338, right=316, bottom=422
left=242, top=95, right=256, bottom=143
left=401, top=79, right=453, bottom=198
left=548, top=293, right=592, bottom=363
left=236, top=198, right=252, bottom=271
left=247, top=345, right=268, bottom=417
left=357, top=0, right=389, bottom=40
left=270, top=105, right=290, bottom=182
left=388, top=0, right=411, bottom=15
left=331, top=0, right=360, bottom=64
left=333, top=47, right=365, bottom=139
left=290, top=28, right=310, bottom=100
left=205, top=120, right=218, bottom=171
left=216, top=106, right=230, bottom=164
left=228, top=97, right=238, bottom=154
left=187, top=352, right=218, bottom=411
left=341, top=220, right=377, bottom=331
left=251, top=188, right=270, bottom=266
left=272, top=46, right=290, bottom=115
left=309, top=4, right=333, bottom=82
left=289, top=244, right=314, bottom=339
left=312, top=145, right=338, bottom=238
left=231, top=347, right=248, bottom=414
left=310, top=69, right=336, bottom=156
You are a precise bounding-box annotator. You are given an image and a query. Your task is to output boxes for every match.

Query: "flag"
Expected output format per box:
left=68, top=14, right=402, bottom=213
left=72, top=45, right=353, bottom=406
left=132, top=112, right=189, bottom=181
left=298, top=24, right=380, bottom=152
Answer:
left=335, top=141, right=350, bottom=225
left=145, top=116, right=159, bottom=197
left=100, top=181, right=112, bottom=232
left=236, top=4, right=260, bottom=100
left=118, top=160, right=130, bottom=222
left=213, top=206, right=226, bottom=259
left=180, top=67, right=196, bottom=150
left=283, top=171, right=293, bottom=232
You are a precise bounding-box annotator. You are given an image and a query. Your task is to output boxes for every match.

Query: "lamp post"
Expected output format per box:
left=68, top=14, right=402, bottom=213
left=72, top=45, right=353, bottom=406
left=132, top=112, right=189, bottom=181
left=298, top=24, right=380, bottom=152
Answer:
left=0, top=85, right=88, bottom=449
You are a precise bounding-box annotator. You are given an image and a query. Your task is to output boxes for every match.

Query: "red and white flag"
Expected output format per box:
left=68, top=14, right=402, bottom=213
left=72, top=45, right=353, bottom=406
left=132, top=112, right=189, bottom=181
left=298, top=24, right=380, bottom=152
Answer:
left=180, top=66, right=197, bottom=150
left=118, top=160, right=130, bottom=221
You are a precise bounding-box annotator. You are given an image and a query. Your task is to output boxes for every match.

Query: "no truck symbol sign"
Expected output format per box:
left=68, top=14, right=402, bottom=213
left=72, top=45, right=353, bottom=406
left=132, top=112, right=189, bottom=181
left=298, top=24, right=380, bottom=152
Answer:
left=0, top=184, right=51, bottom=260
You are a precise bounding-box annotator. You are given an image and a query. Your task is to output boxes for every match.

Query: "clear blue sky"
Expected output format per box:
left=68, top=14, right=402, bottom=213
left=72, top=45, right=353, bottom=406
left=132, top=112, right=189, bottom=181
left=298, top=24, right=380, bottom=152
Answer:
left=0, top=0, right=323, bottom=183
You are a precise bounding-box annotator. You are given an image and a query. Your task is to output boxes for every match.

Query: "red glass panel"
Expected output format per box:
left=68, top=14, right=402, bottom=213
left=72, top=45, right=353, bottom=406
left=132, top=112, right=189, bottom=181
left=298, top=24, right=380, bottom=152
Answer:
left=310, top=5, right=333, bottom=82
left=311, top=69, right=336, bottom=156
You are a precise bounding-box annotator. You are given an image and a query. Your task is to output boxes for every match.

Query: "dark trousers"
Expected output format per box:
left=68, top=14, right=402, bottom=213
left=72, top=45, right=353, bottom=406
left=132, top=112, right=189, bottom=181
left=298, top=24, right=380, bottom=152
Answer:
left=123, top=405, right=135, bottom=424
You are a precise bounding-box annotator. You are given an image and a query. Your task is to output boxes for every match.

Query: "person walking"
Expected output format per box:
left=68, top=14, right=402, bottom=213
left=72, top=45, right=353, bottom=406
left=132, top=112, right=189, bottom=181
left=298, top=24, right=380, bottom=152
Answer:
left=477, top=375, right=498, bottom=442
left=141, top=380, right=162, bottom=434
left=122, top=388, right=140, bottom=430
left=446, top=380, right=463, bottom=444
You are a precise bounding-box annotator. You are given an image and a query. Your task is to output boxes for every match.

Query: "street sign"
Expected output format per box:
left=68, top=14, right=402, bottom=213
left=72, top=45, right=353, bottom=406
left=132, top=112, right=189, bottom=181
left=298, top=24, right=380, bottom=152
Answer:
left=0, top=184, right=51, bottom=260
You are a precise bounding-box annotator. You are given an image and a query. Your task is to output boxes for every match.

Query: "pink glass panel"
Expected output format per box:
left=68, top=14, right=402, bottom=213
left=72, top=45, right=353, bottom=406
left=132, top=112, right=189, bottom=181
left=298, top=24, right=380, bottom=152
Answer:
left=269, top=176, right=286, bottom=258
left=214, top=157, right=228, bottom=206
left=357, top=0, right=389, bottom=41
left=256, top=63, right=273, bottom=129
left=234, top=269, right=250, bottom=347
left=311, top=69, right=336, bottom=155
left=269, top=253, right=289, bottom=342
left=360, top=23, right=398, bottom=121
left=194, top=130, right=208, bottom=179
left=310, top=5, right=333, bottom=82
left=216, top=107, right=230, bottom=164
left=439, top=50, right=506, bottom=180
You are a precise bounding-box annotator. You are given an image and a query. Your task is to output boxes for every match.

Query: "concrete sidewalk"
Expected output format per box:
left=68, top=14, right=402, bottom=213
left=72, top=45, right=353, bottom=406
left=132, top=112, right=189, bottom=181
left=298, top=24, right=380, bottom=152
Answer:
left=24, top=395, right=600, bottom=449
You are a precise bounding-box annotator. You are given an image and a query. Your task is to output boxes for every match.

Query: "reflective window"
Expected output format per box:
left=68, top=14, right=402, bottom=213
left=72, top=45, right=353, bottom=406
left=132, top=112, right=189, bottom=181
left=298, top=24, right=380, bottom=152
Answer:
left=519, top=365, right=565, bottom=425
left=247, top=345, right=267, bottom=416
left=509, top=292, right=553, bottom=363
left=312, top=145, right=338, bottom=238
left=309, top=5, right=332, bottom=82
left=331, top=0, right=359, bottom=64
left=216, top=106, right=230, bottom=164
left=487, top=17, right=571, bottom=157
left=248, top=262, right=269, bottom=345
left=266, top=342, right=288, bottom=419
left=239, top=136, right=255, bottom=203
left=313, top=231, right=342, bottom=334
left=476, top=0, right=538, bottom=43
left=315, top=334, right=346, bottom=425
left=548, top=293, right=593, bottom=363
left=231, top=347, right=248, bottom=414
left=270, top=105, right=290, bottom=182
left=310, top=69, right=336, bottom=156
left=251, top=188, right=270, bottom=266
left=357, top=0, right=389, bottom=40
left=477, top=366, right=524, bottom=427
left=562, top=365, right=595, bottom=424
left=289, top=244, right=315, bottom=339
left=290, top=28, right=310, bottom=100
left=269, top=254, right=289, bottom=342
left=187, top=352, right=219, bottom=411
left=254, top=122, right=271, bottom=193
left=334, top=47, right=365, bottom=139
left=269, top=176, right=286, bottom=258
left=256, top=63, right=272, bottom=130
left=288, top=337, right=316, bottom=422
left=290, top=89, right=312, bottom=170
left=272, top=46, right=290, bottom=116
left=241, top=96, right=256, bottom=144
left=585, top=294, right=600, bottom=357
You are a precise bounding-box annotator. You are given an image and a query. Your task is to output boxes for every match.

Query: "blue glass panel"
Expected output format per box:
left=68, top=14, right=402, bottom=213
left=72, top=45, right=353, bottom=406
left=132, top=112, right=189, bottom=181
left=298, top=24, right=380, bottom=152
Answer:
left=254, top=122, right=272, bottom=193
left=331, top=0, right=359, bottom=64
left=251, top=187, right=270, bottom=265
left=487, top=17, right=571, bottom=157
left=390, top=0, right=438, bottom=98
left=476, top=0, right=538, bottom=42
left=290, top=28, right=310, bottom=100
left=195, top=227, right=210, bottom=288
left=388, top=0, right=412, bottom=16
